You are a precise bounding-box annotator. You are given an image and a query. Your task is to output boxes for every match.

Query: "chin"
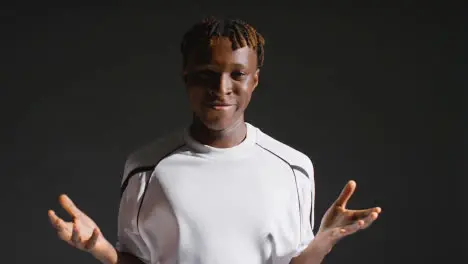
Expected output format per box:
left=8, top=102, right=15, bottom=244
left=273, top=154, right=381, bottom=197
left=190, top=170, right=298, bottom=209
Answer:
left=194, top=108, right=242, bottom=131
left=198, top=113, right=240, bottom=131
left=202, top=119, right=234, bottom=131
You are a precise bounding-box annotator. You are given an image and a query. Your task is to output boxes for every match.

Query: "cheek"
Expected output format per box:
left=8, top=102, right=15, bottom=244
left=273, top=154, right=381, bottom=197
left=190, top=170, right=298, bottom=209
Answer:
left=236, top=83, right=254, bottom=109
left=238, top=91, right=251, bottom=108
left=187, top=87, right=204, bottom=106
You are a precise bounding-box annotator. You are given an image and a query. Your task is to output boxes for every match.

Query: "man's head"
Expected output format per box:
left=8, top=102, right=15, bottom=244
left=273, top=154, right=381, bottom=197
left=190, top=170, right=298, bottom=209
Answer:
left=180, top=16, right=265, bottom=131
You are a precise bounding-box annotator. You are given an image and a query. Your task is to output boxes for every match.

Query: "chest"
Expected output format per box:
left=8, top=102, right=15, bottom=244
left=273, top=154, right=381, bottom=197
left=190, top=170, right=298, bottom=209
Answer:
left=150, top=155, right=299, bottom=231
left=120, top=152, right=304, bottom=263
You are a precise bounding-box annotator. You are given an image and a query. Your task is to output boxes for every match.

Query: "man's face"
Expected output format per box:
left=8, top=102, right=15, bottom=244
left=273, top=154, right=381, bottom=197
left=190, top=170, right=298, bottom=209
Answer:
left=183, top=37, right=259, bottom=131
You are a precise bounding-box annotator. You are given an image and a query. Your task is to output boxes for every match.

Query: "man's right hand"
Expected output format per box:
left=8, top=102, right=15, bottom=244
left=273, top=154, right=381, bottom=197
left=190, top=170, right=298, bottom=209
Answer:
left=48, top=194, right=117, bottom=264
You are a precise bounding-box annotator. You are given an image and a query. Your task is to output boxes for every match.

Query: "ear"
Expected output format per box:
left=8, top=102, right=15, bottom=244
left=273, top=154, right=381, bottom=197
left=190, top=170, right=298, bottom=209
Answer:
left=252, top=68, right=260, bottom=91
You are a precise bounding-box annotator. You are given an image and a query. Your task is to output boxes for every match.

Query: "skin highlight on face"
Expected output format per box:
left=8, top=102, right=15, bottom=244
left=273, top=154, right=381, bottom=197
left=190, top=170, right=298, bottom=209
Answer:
left=178, top=17, right=265, bottom=148
left=184, top=37, right=259, bottom=132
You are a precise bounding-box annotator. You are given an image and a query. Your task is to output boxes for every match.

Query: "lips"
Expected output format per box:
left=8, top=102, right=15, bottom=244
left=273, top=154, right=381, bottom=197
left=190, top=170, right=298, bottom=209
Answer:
left=204, top=101, right=235, bottom=110
left=205, top=101, right=234, bottom=107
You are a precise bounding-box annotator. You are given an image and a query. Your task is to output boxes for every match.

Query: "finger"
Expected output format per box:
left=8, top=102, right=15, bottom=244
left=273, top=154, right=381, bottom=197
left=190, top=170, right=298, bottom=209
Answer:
left=48, top=210, right=65, bottom=231
left=349, top=207, right=382, bottom=220
left=338, top=218, right=365, bottom=236
left=340, top=211, right=380, bottom=237
left=334, top=180, right=356, bottom=208
left=48, top=210, right=60, bottom=228
left=84, top=228, right=100, bottom=250
left=71, top=221, right=81, bottom=245
left=59, top=194, right=83, bottom=218
left=360, top=211, right=380, bottom=230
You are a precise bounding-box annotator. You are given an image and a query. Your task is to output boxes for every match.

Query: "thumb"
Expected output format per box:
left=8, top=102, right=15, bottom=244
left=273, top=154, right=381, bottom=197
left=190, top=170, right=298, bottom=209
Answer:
left=333, top=180, right=356, bottom=208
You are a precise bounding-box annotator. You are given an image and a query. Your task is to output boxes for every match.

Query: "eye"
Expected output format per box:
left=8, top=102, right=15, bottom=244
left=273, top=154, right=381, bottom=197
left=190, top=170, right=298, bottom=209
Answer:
left=187, top=70, right=218, bottom=83
left=231, top=71, right=246, bottom=80
left=198, top=70, right=217, bottom=79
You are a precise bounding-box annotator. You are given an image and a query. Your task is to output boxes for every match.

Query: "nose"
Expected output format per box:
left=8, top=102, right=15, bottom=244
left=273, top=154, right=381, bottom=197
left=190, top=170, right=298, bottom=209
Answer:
left=212, top=73, right=232, bottom=96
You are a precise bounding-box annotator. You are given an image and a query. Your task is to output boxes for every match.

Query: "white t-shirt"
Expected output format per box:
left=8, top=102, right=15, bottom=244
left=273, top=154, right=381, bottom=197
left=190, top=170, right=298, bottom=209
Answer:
left=116, top=123, right=315, bottom=264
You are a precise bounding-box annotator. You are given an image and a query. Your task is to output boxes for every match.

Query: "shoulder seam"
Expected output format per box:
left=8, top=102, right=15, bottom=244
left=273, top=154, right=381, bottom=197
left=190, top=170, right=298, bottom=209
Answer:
left=254, top=142, right=310, bottom=178
left=255, top=142, right=292, bottom=167
left=120, top=143, right=186, bottom=197
left=255, top=142, right=305, bottom=246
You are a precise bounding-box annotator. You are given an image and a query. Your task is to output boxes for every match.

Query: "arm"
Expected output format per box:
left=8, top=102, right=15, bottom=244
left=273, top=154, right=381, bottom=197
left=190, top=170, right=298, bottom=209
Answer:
left=290, top=240, right=328, bottom=264
left=291, top=181, right=382, bottom=264
left=289, top=237, right=329, bottom=264
left=48, top=194, right=146, bottom=264
left=91, top=223, right=147, bottom=264
left=93, top=247, right=145, bottom=264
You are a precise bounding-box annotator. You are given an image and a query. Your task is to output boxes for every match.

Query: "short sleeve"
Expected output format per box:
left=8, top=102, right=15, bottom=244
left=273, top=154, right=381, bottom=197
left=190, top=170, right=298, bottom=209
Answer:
left=293, top=158, right=315, bottom=256
left=115, top=157, right=152, bottom=263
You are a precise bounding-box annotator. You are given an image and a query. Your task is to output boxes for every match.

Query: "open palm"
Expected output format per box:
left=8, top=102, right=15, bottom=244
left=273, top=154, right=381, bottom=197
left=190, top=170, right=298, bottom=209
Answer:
left=318, top=181, right=381, bottom=242
left=48, top=194, right=106, bottom=253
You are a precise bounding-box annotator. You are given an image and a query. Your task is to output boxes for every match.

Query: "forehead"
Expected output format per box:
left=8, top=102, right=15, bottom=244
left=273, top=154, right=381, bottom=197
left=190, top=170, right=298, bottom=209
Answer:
left=185, top=37, right=258, bottom=70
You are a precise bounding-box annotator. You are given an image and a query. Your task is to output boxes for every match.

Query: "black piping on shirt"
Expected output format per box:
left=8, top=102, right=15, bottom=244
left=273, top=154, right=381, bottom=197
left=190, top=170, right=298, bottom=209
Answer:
left=255, top=143, right=311, bottom=243
left=120, top=143, right=186, bottom=230
left=290, top=165, right=310, bottom=179
left=121, top=166, right=156, bottom=198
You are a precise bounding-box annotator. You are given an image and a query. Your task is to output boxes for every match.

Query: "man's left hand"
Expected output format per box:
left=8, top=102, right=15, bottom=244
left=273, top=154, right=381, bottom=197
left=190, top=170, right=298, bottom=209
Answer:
left=316, top=180, right=382, bottom=252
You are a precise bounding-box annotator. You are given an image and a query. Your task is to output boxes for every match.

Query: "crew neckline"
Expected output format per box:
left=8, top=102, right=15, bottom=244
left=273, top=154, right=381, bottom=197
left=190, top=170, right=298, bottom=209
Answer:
left=183, top=122, right=257, bottom=158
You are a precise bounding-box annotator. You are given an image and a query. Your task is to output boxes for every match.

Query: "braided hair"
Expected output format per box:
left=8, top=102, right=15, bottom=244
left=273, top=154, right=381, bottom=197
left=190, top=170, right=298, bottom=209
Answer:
left=180, top=16, right=265, bottom=69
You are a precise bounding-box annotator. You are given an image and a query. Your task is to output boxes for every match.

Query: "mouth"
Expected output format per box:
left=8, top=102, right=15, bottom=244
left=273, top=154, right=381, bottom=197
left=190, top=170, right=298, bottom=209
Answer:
left=205, top=102, right=235, bottom=110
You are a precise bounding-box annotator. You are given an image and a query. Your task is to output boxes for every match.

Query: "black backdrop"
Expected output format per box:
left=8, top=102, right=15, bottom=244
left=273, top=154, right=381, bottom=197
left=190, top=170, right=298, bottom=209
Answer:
left=4, top=4, right=465, bottom=264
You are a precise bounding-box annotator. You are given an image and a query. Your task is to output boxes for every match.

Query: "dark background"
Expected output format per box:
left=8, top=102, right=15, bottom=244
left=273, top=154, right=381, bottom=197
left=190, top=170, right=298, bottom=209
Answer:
left=4, top=3, right=465, bottom=264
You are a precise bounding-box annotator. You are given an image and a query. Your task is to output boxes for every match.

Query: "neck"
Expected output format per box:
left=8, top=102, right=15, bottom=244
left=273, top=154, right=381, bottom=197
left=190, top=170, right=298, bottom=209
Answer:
left=189, top=117, right=247, bottom=148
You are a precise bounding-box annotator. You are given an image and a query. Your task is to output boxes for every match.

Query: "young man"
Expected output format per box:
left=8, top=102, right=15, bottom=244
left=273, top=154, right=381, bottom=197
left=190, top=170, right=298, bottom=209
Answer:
left=48, top=17, right=381, bottom=264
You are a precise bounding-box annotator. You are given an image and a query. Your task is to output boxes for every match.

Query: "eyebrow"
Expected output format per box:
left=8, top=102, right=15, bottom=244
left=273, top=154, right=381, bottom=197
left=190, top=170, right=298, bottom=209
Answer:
left=190, top=63, right=248, bottom=72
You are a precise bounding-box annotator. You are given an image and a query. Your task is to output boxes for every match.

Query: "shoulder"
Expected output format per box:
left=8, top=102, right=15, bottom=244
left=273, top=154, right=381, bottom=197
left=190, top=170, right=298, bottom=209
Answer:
left=253, top=124, right=314, bottom=180
left=121, top=129, right=186, bottom=184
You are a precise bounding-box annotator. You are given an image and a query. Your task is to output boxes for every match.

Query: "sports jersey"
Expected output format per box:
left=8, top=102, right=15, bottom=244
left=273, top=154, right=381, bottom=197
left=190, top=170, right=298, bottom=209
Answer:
left=116, top=123, right=315, bottom=264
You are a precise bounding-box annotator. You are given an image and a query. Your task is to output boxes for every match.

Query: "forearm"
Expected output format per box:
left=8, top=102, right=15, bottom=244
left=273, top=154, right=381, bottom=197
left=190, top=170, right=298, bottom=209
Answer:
left=91, top=240, right=144, bottom=264
left=94, top=250, right=145, bottom=264
left=289, top=235, right=332, bottom=264
left=290, top=246, right=328, bottom=264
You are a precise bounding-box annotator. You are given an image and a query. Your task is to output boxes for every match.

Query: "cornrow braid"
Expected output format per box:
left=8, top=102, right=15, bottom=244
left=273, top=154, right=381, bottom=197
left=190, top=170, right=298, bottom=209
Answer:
left=180, top=16, right=265, bottom=69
